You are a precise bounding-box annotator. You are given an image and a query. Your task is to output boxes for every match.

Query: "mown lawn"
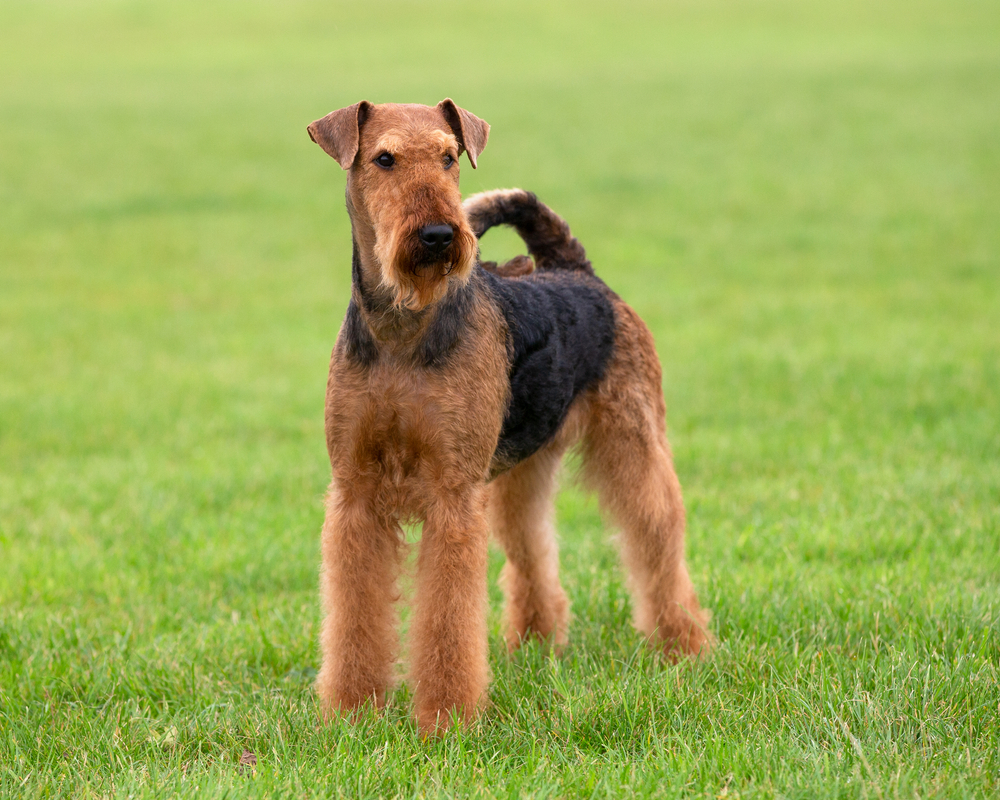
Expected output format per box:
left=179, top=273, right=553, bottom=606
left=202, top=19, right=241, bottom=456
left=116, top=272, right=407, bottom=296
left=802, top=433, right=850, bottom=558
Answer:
left=1, top=0, right=998, bottom=797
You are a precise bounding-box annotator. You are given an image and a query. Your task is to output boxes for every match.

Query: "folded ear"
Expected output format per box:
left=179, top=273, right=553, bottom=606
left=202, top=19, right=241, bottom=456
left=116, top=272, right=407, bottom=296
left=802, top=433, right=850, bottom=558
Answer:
left=437, top=99, right=490, bottom=169
left=307, top=101, right=373, bottom=169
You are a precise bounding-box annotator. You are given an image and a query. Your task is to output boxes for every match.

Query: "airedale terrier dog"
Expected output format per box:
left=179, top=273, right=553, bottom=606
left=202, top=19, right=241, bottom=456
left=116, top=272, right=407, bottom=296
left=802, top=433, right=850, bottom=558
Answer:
left=307, top=99, right=711, bottom=734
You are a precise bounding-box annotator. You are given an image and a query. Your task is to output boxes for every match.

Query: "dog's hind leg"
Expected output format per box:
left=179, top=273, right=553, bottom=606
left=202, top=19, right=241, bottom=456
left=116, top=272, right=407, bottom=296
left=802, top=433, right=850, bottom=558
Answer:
left=581, top=304, right=712, bottom=659
left=488, top=441, right=570, bottom=651
left=316, top=484, right=401, bottom=717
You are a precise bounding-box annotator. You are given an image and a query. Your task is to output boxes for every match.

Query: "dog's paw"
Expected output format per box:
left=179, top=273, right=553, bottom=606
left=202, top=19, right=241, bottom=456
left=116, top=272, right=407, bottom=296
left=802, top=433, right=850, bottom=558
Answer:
left=654, top=604, right=714, bottom=662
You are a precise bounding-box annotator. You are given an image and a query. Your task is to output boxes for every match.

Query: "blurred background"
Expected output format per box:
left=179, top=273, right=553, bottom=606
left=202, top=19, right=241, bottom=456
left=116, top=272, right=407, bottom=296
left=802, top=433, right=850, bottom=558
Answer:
left=4, top=0, right=997, bottom=600
left=1, top=0, right=998, bottom=793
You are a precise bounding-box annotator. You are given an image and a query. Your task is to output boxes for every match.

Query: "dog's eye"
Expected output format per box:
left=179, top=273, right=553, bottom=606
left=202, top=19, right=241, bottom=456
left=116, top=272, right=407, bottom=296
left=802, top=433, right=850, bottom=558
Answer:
left=443, top=154, right=454, bottom=169
left=374, top=152, right=395, bottom=169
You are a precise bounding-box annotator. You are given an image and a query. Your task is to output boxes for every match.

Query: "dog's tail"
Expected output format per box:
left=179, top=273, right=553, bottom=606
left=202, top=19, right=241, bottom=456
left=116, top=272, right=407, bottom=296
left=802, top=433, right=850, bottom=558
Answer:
left=463, top=189, right=592, bottom=273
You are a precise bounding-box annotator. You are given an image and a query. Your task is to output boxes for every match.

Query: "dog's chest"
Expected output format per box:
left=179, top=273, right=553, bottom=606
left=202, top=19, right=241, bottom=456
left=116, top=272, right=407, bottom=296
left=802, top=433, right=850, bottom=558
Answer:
left=326, top=347, right=507, bottom=491
left=328, top=369, right=431, bottom=475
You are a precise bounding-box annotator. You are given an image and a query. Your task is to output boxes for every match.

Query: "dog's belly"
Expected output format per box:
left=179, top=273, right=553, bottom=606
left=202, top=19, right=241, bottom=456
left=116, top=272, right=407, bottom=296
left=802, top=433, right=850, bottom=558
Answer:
left=486, top=270, right=617, bottom=474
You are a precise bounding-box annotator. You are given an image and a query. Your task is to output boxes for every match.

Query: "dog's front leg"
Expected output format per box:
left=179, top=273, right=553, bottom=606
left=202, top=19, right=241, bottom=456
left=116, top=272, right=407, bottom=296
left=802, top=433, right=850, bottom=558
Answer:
left=316, top=484, right=401, bottom=719
left=410, top=485, right=490, bottom=735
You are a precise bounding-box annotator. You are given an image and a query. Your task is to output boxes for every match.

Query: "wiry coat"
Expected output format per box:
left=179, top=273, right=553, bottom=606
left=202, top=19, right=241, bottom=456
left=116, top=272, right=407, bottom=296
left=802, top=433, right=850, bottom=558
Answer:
left=307, top=101, right=710, bottom=736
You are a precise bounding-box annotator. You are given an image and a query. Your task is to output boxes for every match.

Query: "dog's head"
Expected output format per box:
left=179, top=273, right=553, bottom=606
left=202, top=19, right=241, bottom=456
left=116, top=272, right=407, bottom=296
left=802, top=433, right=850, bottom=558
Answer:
left=308, top=100, right=489, bottom=311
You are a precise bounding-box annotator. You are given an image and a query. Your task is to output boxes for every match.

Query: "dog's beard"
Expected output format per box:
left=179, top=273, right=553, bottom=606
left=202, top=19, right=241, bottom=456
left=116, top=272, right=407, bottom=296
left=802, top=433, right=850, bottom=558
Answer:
left=374, top=224, right=476, bottom=311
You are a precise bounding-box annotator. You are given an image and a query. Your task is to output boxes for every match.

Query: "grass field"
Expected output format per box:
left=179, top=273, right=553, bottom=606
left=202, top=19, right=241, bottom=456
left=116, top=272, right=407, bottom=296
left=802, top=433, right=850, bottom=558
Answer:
left=2, top=0, right=999, bottom=797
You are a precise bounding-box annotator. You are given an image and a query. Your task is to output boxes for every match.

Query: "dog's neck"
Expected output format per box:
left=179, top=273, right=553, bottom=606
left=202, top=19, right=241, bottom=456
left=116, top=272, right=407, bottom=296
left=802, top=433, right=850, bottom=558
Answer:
left=344, top=231, right=475, bottom=371
left=346, top=207, right=439, bottom=348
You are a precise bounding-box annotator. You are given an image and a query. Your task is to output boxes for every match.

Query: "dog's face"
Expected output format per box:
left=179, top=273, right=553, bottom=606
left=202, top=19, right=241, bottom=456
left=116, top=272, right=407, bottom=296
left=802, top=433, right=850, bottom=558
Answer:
left=308, top=100, right=489, bottom=311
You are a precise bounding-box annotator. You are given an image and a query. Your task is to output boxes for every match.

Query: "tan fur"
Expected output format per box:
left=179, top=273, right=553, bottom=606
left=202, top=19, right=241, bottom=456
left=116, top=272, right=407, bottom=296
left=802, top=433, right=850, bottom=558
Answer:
left=481, top=254, right=535, bottom=278
left=488, top=436, right=571, bottom=650
left=317, top=299, right=508, bottom=732
left=577, top=301, right=712, bottom=657
left=309, top=102, right=709, bottom=737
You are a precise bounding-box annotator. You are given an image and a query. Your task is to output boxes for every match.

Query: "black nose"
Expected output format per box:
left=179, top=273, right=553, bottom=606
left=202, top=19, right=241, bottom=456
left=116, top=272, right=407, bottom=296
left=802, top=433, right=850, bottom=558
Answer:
left=418, top=224, right=454, bottom=254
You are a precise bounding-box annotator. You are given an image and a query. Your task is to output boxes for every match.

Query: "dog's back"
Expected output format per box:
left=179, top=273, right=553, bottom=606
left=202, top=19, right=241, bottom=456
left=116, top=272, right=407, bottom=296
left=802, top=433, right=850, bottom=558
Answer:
left=464, top=190, right=618, bottom=474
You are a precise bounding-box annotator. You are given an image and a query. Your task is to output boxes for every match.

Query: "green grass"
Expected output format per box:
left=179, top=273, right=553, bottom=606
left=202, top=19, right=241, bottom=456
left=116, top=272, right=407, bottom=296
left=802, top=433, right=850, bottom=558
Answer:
left=2, top=0, right=999, bottom=796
